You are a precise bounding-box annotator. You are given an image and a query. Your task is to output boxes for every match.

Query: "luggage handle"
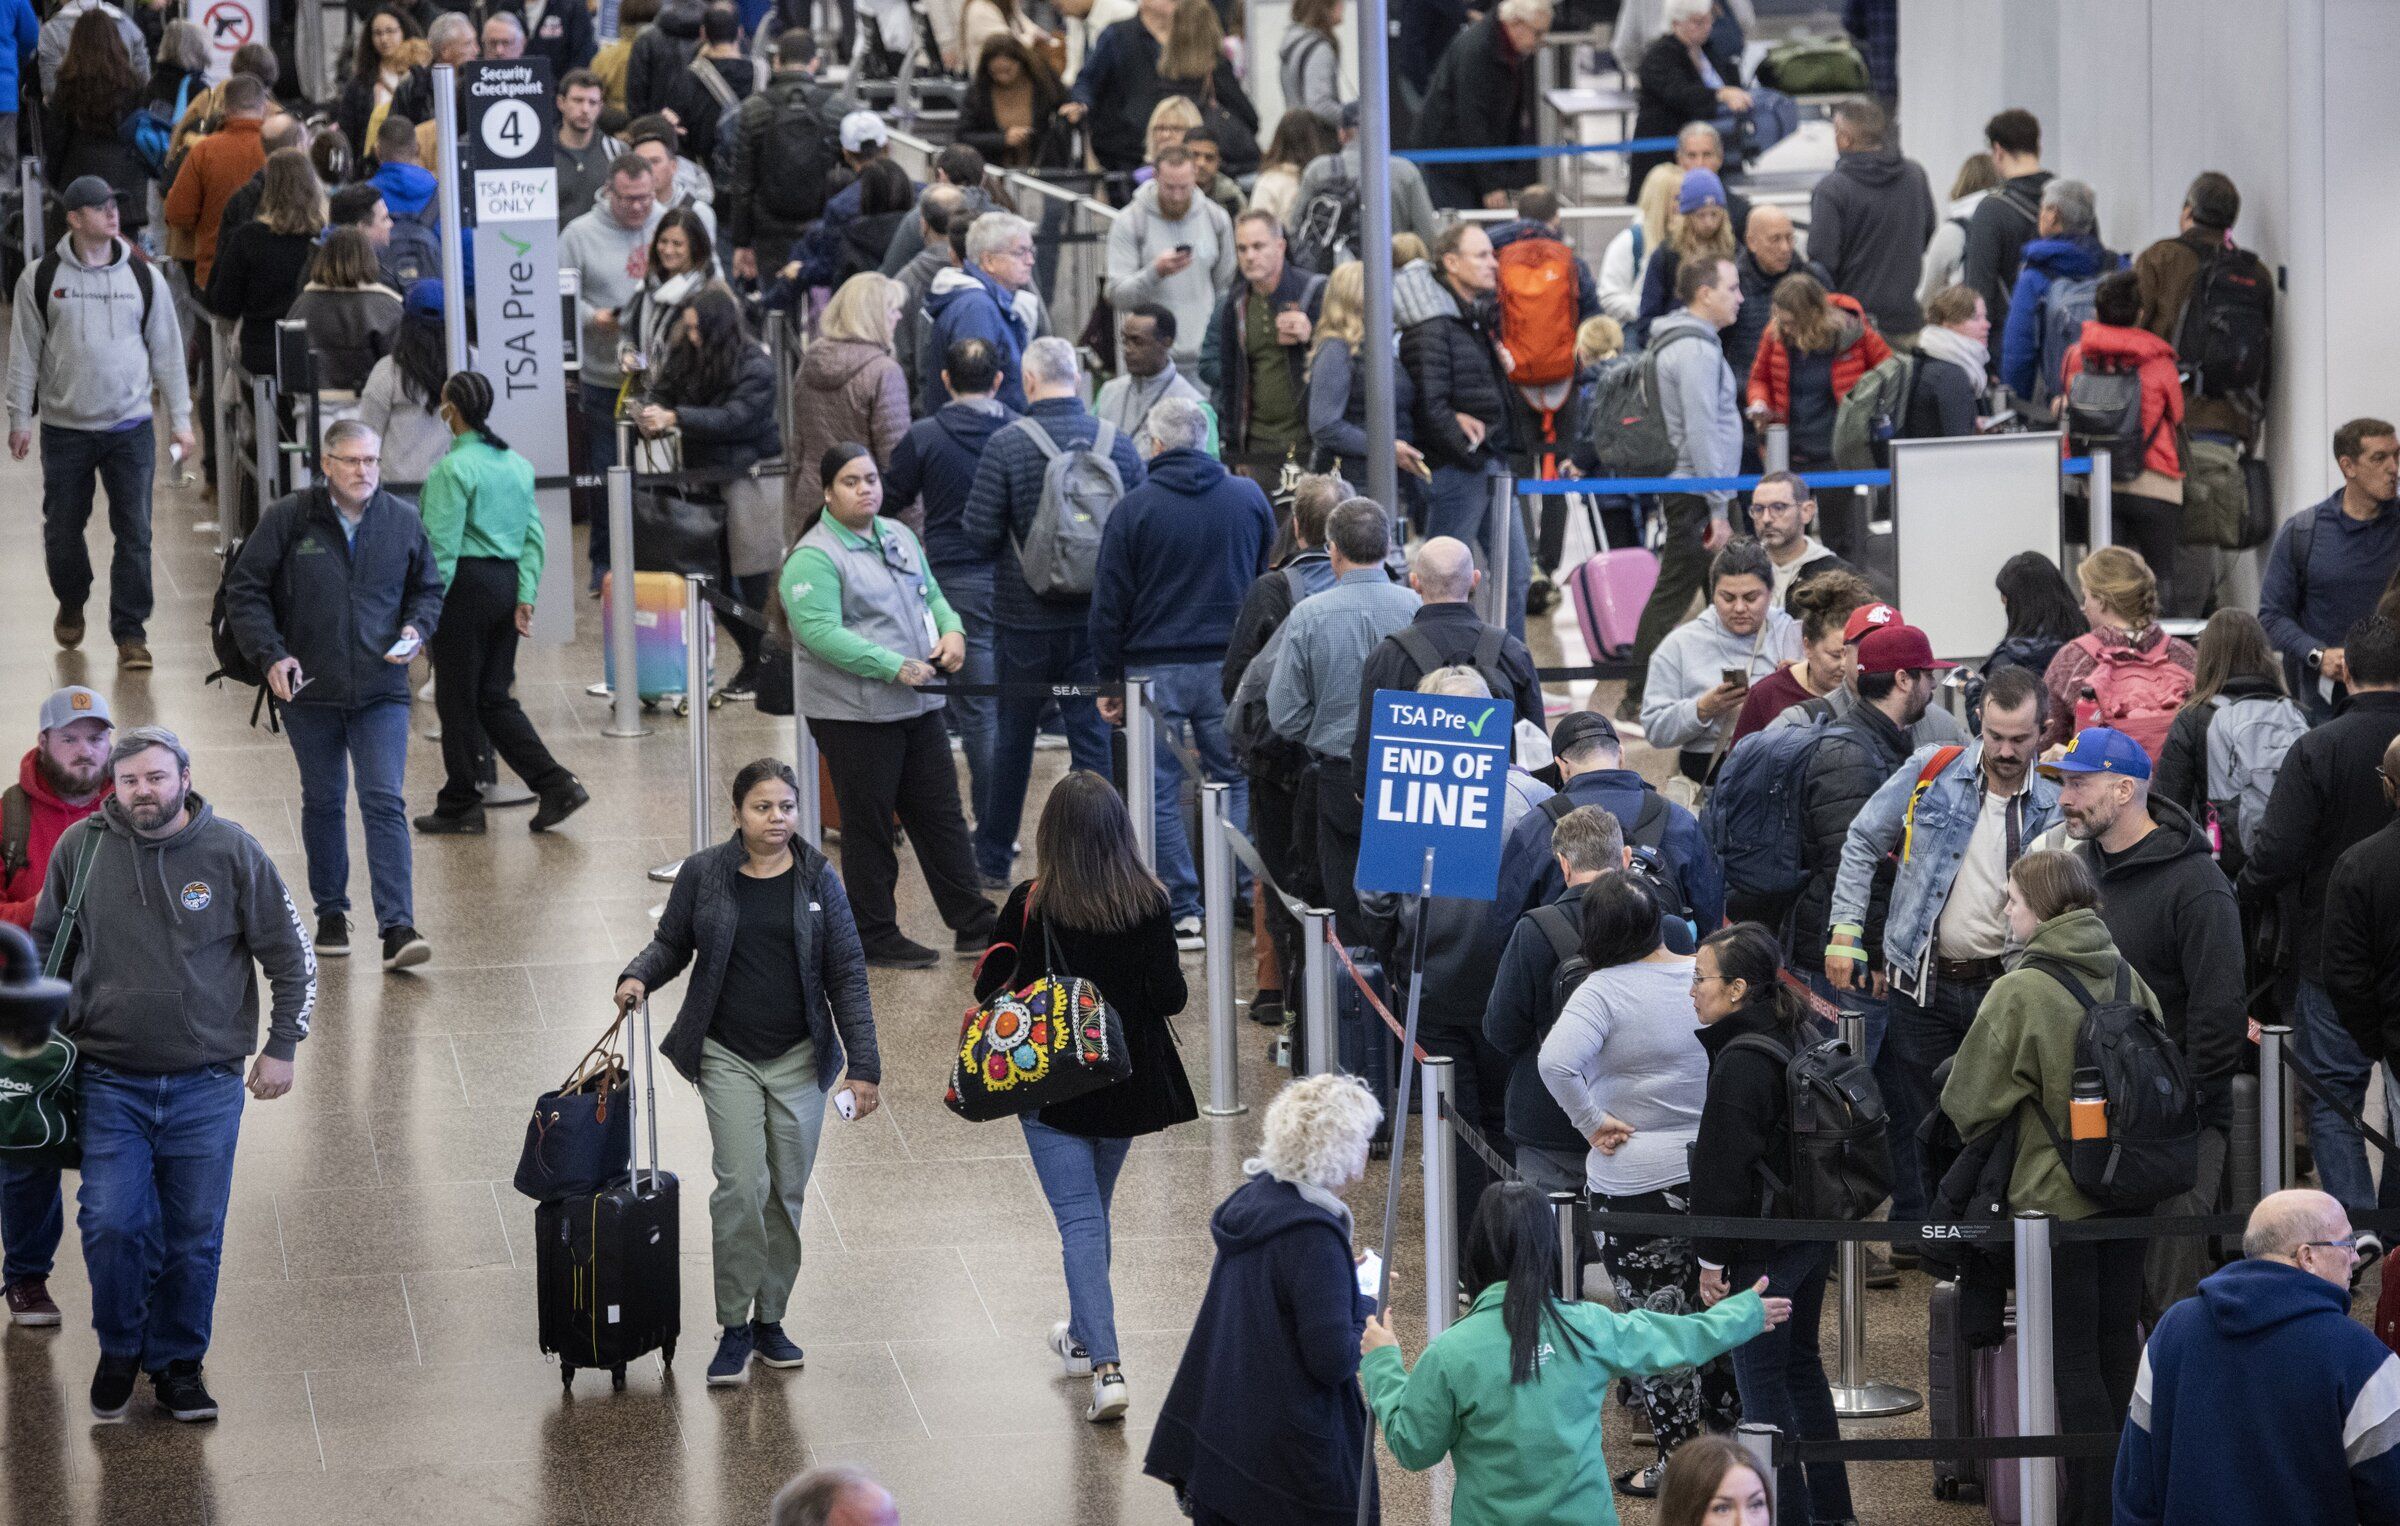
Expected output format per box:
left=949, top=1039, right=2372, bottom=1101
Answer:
left=631, top=998, right=662, bottom=1191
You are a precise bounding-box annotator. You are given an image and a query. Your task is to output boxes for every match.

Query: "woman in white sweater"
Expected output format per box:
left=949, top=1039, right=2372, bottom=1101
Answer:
left=1536, top=869, right=1729, bottom=1497
left=1916, top=151, right=2001, bottom=310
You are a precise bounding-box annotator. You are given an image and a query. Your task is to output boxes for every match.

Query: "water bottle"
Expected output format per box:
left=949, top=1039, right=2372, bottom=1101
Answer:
left=2069, top=1066, right=2108, bottom=1141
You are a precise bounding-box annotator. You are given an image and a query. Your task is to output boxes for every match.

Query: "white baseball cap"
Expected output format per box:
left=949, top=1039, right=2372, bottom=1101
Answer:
left=839, top=110, right=889, bottom=154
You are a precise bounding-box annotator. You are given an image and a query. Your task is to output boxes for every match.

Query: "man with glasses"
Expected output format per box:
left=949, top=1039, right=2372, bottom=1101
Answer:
left=2114, top=1188, right=2400, bottom=1525
left=924, top=212, right=1039, bottom=412
left=1745, top=471, right=1855, bottom=612
left=560, top=156, right=662, bottom=588
left=222, top=421, right=445, bottom=971
left=2261, top=418, right=2400, bottom=718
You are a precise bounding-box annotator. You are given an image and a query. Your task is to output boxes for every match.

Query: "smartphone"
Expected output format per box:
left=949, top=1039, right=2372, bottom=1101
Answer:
left=833, top=1086, right=858, bottom=1121
left=1721, top=667, right=1748, bottom=690
left=1173, top=243, right=1192, bottom=256
left=386, top=633, right=422, bottom=661
left=1354, top=1248, right=1383, bottom=1299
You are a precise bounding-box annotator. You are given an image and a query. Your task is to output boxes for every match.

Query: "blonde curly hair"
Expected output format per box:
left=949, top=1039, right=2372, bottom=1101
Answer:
left=1246, top=1074, right=1384, bottom=1190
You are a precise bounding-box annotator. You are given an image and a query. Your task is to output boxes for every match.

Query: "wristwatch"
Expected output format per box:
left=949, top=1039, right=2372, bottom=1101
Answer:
left=2307, top=648, right=2325, bottom=673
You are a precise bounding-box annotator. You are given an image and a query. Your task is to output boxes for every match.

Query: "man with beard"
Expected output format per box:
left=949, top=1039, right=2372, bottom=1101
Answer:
left=0, top=686, right=114, bottom=1330
left=1746, top=471, right=1857, bottom=613
left=32, top=726, right=315, bottom=1425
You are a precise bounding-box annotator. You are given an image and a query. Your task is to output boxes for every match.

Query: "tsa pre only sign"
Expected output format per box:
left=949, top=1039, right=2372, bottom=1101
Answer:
left=1355, top=691, right=1509, bottom=900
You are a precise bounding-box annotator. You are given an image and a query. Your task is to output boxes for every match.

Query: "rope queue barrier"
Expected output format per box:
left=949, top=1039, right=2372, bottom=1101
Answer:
left=1397, top=136, right=1681, bottom=165
left=1515, top=455, right=2096, bottom=498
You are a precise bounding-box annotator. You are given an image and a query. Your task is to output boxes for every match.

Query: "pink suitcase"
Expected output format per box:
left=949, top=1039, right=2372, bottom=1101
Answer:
left=1977, top=1322, right=2028, bottom=1524
left=1567, top=548, right=1658, bottom=658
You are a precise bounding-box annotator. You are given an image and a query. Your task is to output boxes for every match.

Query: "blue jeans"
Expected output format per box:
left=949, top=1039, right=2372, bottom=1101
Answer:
left=41, top=422, right=155, bottom=642
left=2293, top=979, right=2378, bottom=1212
left=975, top=623, right=1112, bottom=881
left=280, top=697, right=415, bottom=932
left=77, top=1062, right=246, bottom=1366
left=1728, top=1240, right=1851, bottom=1526
left=1021, top=1117, right=1131, bottom=1366
left=1136, top=661, right=1248, bottom=923
left=0, top=1159, right=63, bottom=1284
left=1883, top=977, right=1988, bottom=1226
left=935, top=561, right=997, bottom=828
left=1424, top=461, right=1529, bottom=643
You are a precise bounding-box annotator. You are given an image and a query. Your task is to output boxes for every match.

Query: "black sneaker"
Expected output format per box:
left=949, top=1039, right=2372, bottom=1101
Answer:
left=151, top=1360, right=219, bottom=1422
left=863, top=936, right=940, bottom=970
left=413, top=808, right=487, bottom=835
left=90, top=1353, right=139, bottom=1421
left=1249, top=991, right=1286, bottom=1028
left=716, top=660, right=764, bottom=703
left=529, top=779, right=591, bottom=833
left=315, top=913, right=350, bottom=957
left=382, top=925, right=432, bottom=971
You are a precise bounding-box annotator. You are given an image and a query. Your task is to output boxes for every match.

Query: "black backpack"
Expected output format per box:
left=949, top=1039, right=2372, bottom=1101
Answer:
left=1289, top=161, right=1360, bottom=276
left=206, top=537, right=281, bottom=730
left=1529, top=900, right=1591, bottom=1027
left=1392, top=624, right=1512, bottom=713
left=1726, top=1028, right=1893, bottom=1221
left=2062, top=353, right=2158, bottom=483
left=2022, top=959, right=2199, bottom=1211
left=755, top=86, right=837, bottom=225
left=2173, top=245, right=2272, bottom=400
left=1543, top=788, right=1683, bottom=919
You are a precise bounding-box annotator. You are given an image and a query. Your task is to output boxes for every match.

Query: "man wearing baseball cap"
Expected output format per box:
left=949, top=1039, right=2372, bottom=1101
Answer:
left=2040, top=724, right=2244, bottom=1315
left=1762, top=600, right=1973, bottom=750
left=0, top=685, right=114, bottom=1331
left=6, top=174, right=194, bottom=670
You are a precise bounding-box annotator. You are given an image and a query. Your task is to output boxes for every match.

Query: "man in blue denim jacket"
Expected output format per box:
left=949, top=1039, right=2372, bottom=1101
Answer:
left=1823, top=665, right=2056, bottom=1234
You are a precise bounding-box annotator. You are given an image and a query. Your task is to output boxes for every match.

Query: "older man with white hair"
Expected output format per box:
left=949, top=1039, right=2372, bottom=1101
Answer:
left=2115, top=1188, right=2400, bottom=1526
left=1412, top=0, right=1553, bottom=209
left=1087, top=395, right=1276, bottom=941
left=925, top=210, right=1040, bottom=411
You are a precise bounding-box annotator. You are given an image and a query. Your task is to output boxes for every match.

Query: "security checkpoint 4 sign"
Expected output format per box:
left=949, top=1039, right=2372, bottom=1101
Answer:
left=1355, top=691, right=1509, bottom=900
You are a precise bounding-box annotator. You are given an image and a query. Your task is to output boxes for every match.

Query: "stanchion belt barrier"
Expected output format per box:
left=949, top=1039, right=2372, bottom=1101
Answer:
left=1778, top=1433, right=2122, bottom=1464
left=2277, top=1040, right=2400, bottom=1161
left=1398, top=136, right=1681, bottom=165
left=1515, top=457, right=2096, bottom=498
left=1438, top=1093, right=1522, bottom=1185
left=690, top=582, right=1121, bottom=698
left=1219, top=822, right=1318, bottom=924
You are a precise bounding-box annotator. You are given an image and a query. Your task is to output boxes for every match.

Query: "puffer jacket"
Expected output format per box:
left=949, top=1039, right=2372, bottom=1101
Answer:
left=1744, top=292, right=1893, bottom=420
left=1398, top=265, right=1514, bottom=470
left=662, top=338, right=779, bottom=478
left=790, top=337, right=909, bottom=511
left=1791, top=695, right=1914, bottom=971
left=2060, top=320, right=2185, bottom=499
left=1997, top=232, right=2118, bottom=400
left=625, top=0, right=701, bottom=116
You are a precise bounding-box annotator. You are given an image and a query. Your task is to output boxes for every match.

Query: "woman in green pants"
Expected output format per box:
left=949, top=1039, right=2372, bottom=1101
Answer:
left=615, top=757, right=881, bottom=1388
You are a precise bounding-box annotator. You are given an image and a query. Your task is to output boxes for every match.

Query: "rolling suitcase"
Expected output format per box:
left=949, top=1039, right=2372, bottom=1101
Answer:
left=1927, top=1279, right=1985, bottom=1503
left=535, top=1000, right=680, bottom=1392
left=1977, top=1311, right=2026, bottom=1524
left=600, top=570, right=698, bottom=704
left=1564, top=502, right=1659, bottom=660
left=1332, top=945, right=1398, bottom=1150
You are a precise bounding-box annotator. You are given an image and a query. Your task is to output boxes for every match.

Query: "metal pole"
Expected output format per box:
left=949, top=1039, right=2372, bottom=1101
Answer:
left=1550, top=1190, right=1579, bottom=1301
left=1854, top=482, right=1874, bottom=534
left=295, top=0, right=328, bottom=100
left=601, top=464, right=649, bottom=738
left=1474, top=472, right=1514, bottom=630
left=648, top=574, right=712, bottom=882
left=1199, top=783, right=1244, bottom=1117
left=1123, top=675, right=1157, bottom=872
left=1830, top=1016, right=1920, bottom=1417
left=250, top=375, right=278, bottom=503
left=2260, top=1025, right=2292, bottom=1195
left=1763, top=423, right=1790, bottom=473
left=769, top=310, right=796, bottom=455
left=1299, top=907, right=1336, bottom=1077
left=207, top=323, right=238, bottom=549
left=2087, top=449, right=2113, bottom=551
left=1422, top=1054, right=1458, bottom=1339
left=431, top=65, right=469, bottom=373
left=1735, top=1422, right=1779, bottom=1490
left=2013, top=1211, right=2061, bottom=1526
left=18, top=154, right=41, bottom=269
left=792, top=652, right=823, bottom=852
left=1354, top=0, right=1397, bottom=512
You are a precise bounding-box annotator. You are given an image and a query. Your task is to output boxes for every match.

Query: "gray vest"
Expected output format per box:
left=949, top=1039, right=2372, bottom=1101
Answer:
left=791, top=516, right=943, bottom=724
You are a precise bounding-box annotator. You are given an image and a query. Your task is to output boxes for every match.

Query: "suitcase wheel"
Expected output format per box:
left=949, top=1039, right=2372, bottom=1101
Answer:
left=560, top=1364, right=576, bottom=1391
left=661, top=1338, right=676, bottom=1369
left=611, top=1365, right=627, bottom=1392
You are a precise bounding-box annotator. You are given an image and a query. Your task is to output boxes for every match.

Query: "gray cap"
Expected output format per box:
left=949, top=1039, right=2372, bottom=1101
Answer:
left=38, top=687, right=110, bottom=734
left=61, top=176, right=117, bottom=213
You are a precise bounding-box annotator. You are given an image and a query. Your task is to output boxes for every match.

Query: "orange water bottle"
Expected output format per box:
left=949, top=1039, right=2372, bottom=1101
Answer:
left=2069, top=1067, right=2107, bottom=1141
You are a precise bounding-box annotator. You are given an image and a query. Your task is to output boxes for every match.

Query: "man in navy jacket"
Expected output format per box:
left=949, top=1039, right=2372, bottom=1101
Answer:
left=923, top=212, right=1036, bottom=411
left=1089, top=396, right=1275, bottom=938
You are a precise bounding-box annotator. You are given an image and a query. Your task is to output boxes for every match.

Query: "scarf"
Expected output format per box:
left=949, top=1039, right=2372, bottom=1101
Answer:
left=1918, top=323, right=1991, bottom=398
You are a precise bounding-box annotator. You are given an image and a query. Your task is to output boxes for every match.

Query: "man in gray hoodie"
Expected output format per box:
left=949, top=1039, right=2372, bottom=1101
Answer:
left=32, top=726, right=314, bottom=1427
left=559, top=155, right=662, bottom=584
left=1805, top=98, right=1937, bottom=341
left=1102, top=148, right=1235, bottom=373
left=7, top=179, right=193, bottom=671
left=1621, top=253, right=1743, bottom=718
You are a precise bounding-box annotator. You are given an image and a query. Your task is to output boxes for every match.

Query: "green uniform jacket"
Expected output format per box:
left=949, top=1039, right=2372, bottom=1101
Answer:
left=1940, top=905, right=2163, bottom=1221
left=416, top=433, right=544, bottom=603
left=1360, top=1283, right=1767, bottom=1526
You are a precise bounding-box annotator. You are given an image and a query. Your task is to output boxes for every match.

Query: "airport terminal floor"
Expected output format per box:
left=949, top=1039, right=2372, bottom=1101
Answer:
left=0, top=455, right=2100, bottom=1524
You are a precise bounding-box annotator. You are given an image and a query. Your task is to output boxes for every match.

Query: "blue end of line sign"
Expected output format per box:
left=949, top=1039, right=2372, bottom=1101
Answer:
left=1355, top=690, right=1509, bottom=901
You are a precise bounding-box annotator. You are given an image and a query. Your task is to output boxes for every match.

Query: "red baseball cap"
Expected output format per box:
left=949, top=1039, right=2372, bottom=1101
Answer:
left=1842, top=602, right=1902, bottom=644
left=1855, top=623, right=1958, bottom=675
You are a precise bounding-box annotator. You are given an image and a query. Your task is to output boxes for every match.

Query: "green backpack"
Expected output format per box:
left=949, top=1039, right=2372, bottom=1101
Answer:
left=1831, top=351, right=1920, bottom=471
left=1758, top=34, right=1871, bottom=96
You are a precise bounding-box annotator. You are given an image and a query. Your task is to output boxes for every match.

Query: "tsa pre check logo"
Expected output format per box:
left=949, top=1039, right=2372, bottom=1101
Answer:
left=180, top=882, right=213, bottom=912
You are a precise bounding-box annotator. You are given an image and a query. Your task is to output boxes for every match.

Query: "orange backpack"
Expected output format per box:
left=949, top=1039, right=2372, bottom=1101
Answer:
left=1495, top=236, right=1579, bottom=387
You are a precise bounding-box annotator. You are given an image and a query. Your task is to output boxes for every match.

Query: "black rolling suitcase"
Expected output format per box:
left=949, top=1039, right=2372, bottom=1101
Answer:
left=1332, top=945, right=1399, bottom=1152
left=535, top=1000, right=680, bottom=1391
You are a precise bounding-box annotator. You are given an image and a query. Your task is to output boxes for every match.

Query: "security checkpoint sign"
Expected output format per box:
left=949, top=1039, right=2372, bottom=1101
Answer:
left=191, top=0, right=264, bottom=80
left=1355, top=691, right=1509, bottom=900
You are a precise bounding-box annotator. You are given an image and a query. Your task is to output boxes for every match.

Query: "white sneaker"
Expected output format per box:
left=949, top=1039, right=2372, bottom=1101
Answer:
left=1047, top=1321, right=1092, bottom=1377
left=1085, top=1370, right=1128, bottom=1423
left=1173, top=917, right=1204, bottom=951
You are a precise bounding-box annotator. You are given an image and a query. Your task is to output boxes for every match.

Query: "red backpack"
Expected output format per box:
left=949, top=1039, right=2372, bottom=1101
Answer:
left=1496, top=236, right=1579, bottom=387
left=2072, top=636, right=2191, bottom=760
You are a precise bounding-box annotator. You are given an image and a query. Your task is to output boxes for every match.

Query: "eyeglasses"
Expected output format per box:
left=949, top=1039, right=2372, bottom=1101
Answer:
left=2300, top=1236, right=2359, bottom=1258
left=325, top=453, right=380, bottom=469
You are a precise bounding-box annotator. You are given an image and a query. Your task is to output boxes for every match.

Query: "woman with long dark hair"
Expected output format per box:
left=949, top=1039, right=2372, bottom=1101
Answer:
left=358, top=279, right=454, bottom=487
left=618, top=207, right=713, bottom=382
left=205, top=149, right=327, bottom=376
left=412, top=371, right=588, bottom=835
left=1248, top=107, right=1335, bottom=228
left=779, top=442, right=997, bottom=968
left=959, top=36, right=1068, bottom=169
left=337, top=5, right=429, bottom=160
left=1360, top=1180, right=1786, bottom=1526
left=288, top=227, right=404, bottom=391
left=1687, top=924, right=1851, bottom=1526
left=2153, top=608, right=2297, bottom=878
left=1984, top=549, right=2090, bottom=689
left=48, top=11, right=152, bottom=234
left=615, top=756, right=880, bottom=1388
left=976, top=770, right=1195, bottom=1423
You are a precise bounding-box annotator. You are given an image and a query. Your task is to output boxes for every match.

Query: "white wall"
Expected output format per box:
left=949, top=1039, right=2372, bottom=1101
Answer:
left=1897, top=0, right=2400, bottom=528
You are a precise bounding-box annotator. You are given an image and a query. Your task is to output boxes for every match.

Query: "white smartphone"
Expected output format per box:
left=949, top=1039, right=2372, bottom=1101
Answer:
left=1355, top=1248, right=1383, bottom=1299
left=833, top=1086, right=858, bottom=1121
left=385, top=633, right=422, bottom=661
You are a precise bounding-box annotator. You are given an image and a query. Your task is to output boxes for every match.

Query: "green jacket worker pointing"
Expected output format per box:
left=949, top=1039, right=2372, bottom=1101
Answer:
left=779, top=442, right=999, bottom=970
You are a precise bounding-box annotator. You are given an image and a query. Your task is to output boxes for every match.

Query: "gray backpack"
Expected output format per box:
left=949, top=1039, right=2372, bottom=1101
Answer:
left=2203, top=692, right=2307, bottom=855
left=1013, top=417, right=1125, bottom=599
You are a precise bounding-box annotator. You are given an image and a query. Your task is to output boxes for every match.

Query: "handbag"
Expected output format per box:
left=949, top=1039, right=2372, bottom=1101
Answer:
left=513, top=1007, right=635, bottom=1201
left=631, top=485, right=728, bottom=578
left=943, top=889, right=1131, bottom=1122
left=0, top=824, right=100, bottom=1166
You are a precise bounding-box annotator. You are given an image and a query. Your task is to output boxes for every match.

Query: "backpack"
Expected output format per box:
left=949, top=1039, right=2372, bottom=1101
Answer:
left=2022, top=959, right=2199, bottom=1211
left=1755, top=33, right=1870, bottom=95
left=1586, top=327, right=1705, bottom=477
left=1225, top=565, right=1315, bottom=779
left=1290, top=161, right=1360, bottom=276
left=755, top=85, right=837, bottom=225
left=1539, top=789, right=1684, bottom=918
left=1494, top=235, right=1579, bottom=388
left=2062, top=353, right=2158, bottom=483
left=121, top=75, right=193, bottom=179
left=1393, top=624, right=1512, bottom=710
left=2073, top=635, right=2191, bottom=761
left=2203, top=692, right=2307, bottom=857
left=2174, top=245, right=2272, bottom=400
left=1701, top=709, right=1846, bottom=904
left=1529, top=900, right=1592, bottom=1028
left=31, top=242, right=156, bottom=343
left=382, top=217, right=441, bottom=289
left=1830, top=350, right=1920, bottom=470
left=2031, top=270, right=2105, bottom=408
left=0, top=785, right=28, bottom=876
left=1725, top=1028, right=1893, bottom=1221
left=206, top=537, right=265, bottom=692
left=688, top=56, right=746, bottom=184
left=1012, top=417, right=1126, bottom=600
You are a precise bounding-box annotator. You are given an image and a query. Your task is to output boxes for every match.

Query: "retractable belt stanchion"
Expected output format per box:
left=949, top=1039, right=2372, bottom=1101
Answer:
left=1736, top=1422, right=1779, bottom=1488
left=2088, top=450, right=2114, bottom=549
left=1830, top=1010, right=1922, bottom=1418
left=1422, top=1055, right=1459, bottom=1339
left=1550, top=1190, right=1579, bottom=1301
left=1475, top=472, right=1514, bottom=630
left=1299, top=908, right=1336, bottom=1077
left=249, top=374, right=278, bottom=503
left=1764, top=423, right=1790, bottom=474
left=206, top=323, right=237, bottom=549
left=601, top=462, right=649, bottom=739
left=2013, top=1211, right=2062, bottom=1526
left=791, top=660, right=823, bottom=852
left=1198, top=782, right=1243, bottom=1117
left=649, top=573, right=712, bottom=883
left=18, top=154, right=40, bottom=269
left=2260, top=1024, right=2293, bottom=1195
left=1122, top=675, right=1157, bottom=871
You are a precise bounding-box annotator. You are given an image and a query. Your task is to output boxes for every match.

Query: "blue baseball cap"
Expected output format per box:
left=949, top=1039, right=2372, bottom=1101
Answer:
left=403, top=278, right=445, bottom=320
left=2041, top=727, right=2153, bottom=781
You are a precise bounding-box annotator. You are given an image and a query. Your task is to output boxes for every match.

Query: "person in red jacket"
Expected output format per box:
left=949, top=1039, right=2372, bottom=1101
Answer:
left=1744, top=273, right=1891, bottom=558
left=0, top=684, right=113, bottom=1331
left=2060, top=269, right=2187, bottom=614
